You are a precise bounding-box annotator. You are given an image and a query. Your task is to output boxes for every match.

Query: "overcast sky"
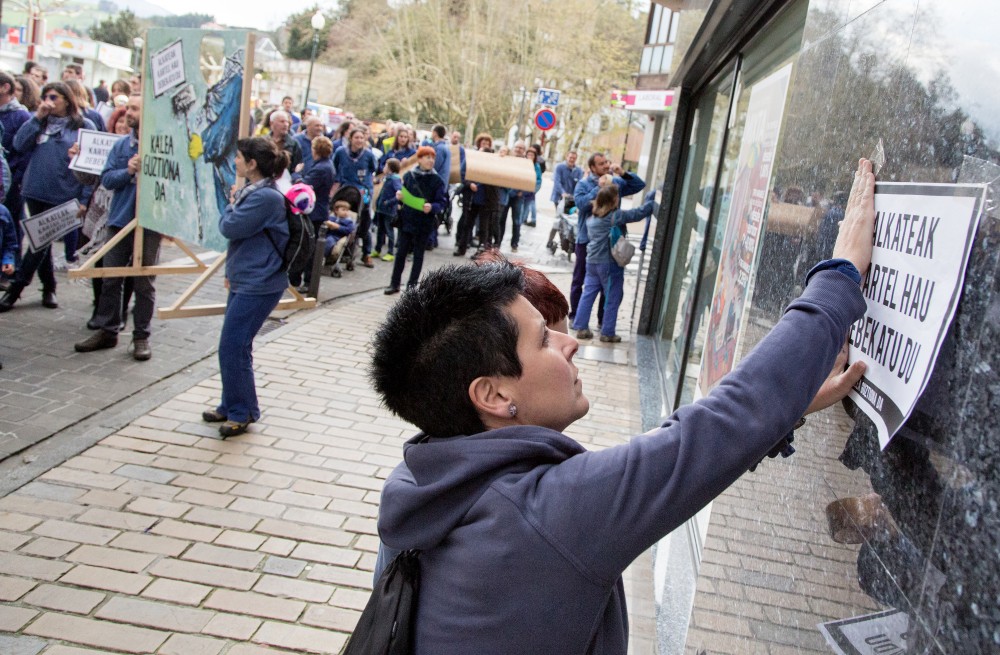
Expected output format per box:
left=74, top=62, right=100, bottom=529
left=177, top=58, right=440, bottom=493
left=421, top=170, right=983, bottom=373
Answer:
left=163, top=0, right=336, bottom=31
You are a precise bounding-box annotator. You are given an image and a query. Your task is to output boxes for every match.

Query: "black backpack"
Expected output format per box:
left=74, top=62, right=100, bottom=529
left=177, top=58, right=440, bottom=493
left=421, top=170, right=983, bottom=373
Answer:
left=266, top=198, right=316, bottom=278
left=343, top=550, right=420, bottom=655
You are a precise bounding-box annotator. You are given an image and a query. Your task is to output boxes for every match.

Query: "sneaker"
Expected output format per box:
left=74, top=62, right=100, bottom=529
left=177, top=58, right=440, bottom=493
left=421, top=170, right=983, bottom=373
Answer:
left=42, top=290, right=58, bottom=309
left=296, top=284, right=310, bottom=294
left=202, top=409, right=227, bottom=422
left=75, top=330, right=118, bottom=352
left=384, top=286, right=400, bottom=295
left=219, top=420, right=251, bottom=438
left=381, top=253, right=395, bottom=262
left=511, top=247, right=518, bottom=253
left=575, top=328, right=594, bottom=340
left=599, top=334, right=622, bottom=343
left=131, top=338, right=152, bottom=361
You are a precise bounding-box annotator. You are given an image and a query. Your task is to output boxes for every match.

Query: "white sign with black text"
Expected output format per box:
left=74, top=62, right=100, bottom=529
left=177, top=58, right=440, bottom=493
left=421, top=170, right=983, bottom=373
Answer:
left=818, top=609, right=908, bottom=655
left=150, top=39, right=186, bottom=97
left=69, top=129, right=128, bottom=176
left=847, top=183, right=985, bottom=449
left=22, top=200, right=82, bottom=252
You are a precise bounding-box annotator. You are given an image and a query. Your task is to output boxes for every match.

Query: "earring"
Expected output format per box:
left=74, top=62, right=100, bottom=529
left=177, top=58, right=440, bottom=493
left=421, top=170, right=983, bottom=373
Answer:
left=508, top=404, right=518, bottom=418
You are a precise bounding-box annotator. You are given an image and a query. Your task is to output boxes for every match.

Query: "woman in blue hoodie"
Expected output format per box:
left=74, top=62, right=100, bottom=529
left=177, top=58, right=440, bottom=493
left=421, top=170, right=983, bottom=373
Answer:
left=571, top=184, right=657, bottom=342
left=202, top=137, right=289, bottom=438
left=0, top=81, right=95, bottom=313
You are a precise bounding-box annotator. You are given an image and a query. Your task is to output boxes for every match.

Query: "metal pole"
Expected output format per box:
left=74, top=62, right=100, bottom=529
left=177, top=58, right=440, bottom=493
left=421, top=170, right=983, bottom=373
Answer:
left=303, top=32, right=319, bottom=113
left=620, top=110, right=633, bottom=167
left=515, top=86, right=527, bottom=144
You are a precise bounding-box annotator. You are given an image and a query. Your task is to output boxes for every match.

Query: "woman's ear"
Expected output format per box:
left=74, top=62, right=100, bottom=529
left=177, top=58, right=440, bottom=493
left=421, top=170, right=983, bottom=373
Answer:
left=468, top=376, right=514, bottom=428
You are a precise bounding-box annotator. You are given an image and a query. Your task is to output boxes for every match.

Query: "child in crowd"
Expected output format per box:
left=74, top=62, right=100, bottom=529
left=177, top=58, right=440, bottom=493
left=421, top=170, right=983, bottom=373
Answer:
left=324, top=200, right=357, bottom=273
left=571, top=185, right=657, bottom=343
left=373, top=158, right=402, bottom=261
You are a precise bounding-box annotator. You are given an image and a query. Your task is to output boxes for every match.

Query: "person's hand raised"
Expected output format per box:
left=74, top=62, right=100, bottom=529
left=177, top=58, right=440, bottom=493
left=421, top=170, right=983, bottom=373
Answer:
left=832, top=158, right=876, bottom=281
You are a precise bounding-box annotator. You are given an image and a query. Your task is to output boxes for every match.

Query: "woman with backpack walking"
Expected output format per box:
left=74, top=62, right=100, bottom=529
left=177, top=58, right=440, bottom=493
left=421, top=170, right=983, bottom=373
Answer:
left=202, top=137, right=289, bottom=438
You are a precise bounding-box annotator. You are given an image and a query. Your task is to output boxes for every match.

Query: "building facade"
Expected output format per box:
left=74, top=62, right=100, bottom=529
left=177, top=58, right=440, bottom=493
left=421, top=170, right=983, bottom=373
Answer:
left=638, top=0, right=1000, bottom=652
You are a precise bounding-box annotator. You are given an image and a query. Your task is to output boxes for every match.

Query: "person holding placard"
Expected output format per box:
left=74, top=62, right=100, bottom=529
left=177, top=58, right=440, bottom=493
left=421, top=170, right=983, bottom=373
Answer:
left=0, top=82, right=95, bottom=313
left=74, top=95, right=160, bottom=361
left=384, top=146, right=448, bottom=295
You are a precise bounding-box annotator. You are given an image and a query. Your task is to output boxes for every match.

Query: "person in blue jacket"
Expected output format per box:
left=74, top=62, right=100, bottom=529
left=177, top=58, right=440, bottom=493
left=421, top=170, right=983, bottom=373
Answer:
left=294, top=116, right=326, bottom=178
left=572, top=185, right=657, bottom=342
left=293, top=135, right=335, bottom=291
left=373, top=157, right=402, bottom=261
left=0, top=81, right=95, bottom=313
left=201, top=137, right=290, bottom=438
left=0, top=204, right=15, bottom=369
left=570, top=153, right=646, bottom=326
left=333, top=126, right=378, bottom=267
left=378, top=126, right=416, bottom=171
left=0, top=71, right=33, bottom=271
left=366, top=159, right=877, bottom=654
left=73, top=94, right=161, bottom=361
left=384, top=146, right=448, bottom=294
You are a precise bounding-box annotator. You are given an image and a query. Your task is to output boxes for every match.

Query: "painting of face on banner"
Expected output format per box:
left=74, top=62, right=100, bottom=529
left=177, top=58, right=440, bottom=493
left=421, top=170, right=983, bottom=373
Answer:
left=847, top=183, right=986, bottom=449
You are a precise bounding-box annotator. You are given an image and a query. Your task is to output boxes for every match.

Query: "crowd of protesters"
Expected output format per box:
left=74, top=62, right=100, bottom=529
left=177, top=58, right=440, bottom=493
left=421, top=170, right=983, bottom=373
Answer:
left=0, top=58, right=650, bottom=375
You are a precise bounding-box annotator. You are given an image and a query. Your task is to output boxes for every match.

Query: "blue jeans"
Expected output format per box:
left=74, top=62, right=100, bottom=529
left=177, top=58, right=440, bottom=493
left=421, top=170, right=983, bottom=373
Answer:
left=571, top=261, right=624, bottom=336
left=217, top=289, right=284, bottom=423
left=374, top=211, right=395, bottom=254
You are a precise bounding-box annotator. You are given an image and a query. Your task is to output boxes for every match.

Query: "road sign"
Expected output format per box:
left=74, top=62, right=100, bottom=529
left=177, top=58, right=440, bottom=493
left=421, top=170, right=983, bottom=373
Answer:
left=534, top=108, right=557, bottom=131
left=536, top=88, right=561, bottom=107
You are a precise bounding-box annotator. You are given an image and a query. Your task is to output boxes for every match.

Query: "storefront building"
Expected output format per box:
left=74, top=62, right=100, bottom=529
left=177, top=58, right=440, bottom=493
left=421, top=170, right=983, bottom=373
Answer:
left=637, top=0, right=999, bottom=652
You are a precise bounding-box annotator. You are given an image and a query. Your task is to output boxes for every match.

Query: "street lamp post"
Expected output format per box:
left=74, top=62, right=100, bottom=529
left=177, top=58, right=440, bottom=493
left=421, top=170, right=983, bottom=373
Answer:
left=303, top=10, right=326, bottom=113
left=515, top=86, right=527, bottom=145
left=133, top=37, right=144, bottom=74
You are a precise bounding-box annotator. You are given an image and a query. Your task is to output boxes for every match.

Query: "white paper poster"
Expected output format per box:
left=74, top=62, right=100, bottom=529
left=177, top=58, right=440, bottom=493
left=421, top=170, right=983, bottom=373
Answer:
left=69, top=129, right=127, bottom=176
left=847, top=183, right=985, bottom=448
left=21, top=200, right=82, bottom=252
left=818, top=609, right=908, bottom=655
left=151, top=40, right=186, bottom=97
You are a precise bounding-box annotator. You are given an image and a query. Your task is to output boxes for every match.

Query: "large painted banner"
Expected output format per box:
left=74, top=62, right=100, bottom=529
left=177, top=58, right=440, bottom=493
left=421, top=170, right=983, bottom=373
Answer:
left=699, top=63, right=792, bottom=393
left=138, top=29, right=250, bottom=252
left=847, top=183, right=984, bottom=449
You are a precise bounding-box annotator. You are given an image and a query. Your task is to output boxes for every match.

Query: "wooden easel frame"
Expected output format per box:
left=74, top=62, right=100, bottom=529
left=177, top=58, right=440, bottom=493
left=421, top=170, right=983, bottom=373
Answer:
left=68, top=30, right=316, bottom=319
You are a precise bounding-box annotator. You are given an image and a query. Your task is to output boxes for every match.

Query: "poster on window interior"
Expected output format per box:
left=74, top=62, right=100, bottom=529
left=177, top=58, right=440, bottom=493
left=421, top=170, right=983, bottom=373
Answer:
left=698, top=63, right=793, bottom=393
left=847, top=183, right=985, bottom=449
left=138, top=29, right=251, bottom=252
left=818, top=609, right=908, bottom=655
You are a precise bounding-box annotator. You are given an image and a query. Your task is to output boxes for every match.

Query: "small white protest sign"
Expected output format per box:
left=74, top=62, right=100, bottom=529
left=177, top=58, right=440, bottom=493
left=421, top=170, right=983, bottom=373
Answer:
left=22, top=200, right=82, bottom=252
left=847, top=182, right=985, bottom=449
left=151, top=39, right=186, bottom=97
left=69, top=129, right=128, bottom=176
left=818, top=609, right=908, bottom=655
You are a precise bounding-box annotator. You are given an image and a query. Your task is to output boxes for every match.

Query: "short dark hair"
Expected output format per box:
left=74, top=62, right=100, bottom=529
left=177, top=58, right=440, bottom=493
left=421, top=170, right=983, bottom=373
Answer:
left=0, top=71, right=14, bottom=95
left=282, top=95, right=293, bottom=102
left=474, top=252, right=568, bottom=327
left=385, top=157, right=400, bottom=174
left=432, top=124, right=446, bottom=139
left=370, top=262, right=526, bottom=437
left=587, top=152, right=605, bottom=170
left=236, top=137, right=290, bottom=179
left=65, top=63, right=83, bottom=76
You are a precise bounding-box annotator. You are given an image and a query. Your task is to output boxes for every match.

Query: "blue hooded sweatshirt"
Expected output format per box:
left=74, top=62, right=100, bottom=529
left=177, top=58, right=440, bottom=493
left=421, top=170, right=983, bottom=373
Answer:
left=375, top=269, right=866, bottom=654
left=15, top=114, right=96, bottom=206
left=101, top=131, right=138, bottom=229
left=573, top=171, right=645, bottom=244
left=219, top=179, right=288, bottom=295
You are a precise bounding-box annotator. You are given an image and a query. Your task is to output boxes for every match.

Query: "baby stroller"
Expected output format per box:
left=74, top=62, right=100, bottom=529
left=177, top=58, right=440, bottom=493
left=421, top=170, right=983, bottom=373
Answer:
left=326, top=186, right=362, bottom=277
left=548, top=196, right=577, bottom=261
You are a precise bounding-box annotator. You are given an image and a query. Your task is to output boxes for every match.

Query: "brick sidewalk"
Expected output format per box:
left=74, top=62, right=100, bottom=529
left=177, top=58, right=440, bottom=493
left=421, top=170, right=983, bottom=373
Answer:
left=0, top=221, right=658, bottom=653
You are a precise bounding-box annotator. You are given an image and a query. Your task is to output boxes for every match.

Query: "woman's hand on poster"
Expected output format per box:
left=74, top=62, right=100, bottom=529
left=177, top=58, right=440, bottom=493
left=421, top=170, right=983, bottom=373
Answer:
left=295, top=163, right=304, bottom=173
left=832, top=158, right=876, bottom=281
left=77, top=203, right=87, bottom=218
left=127, top=154, right=140, bottom=176
left=422, top=203, right=431, bottom=214
left=806, top=340, right=866, bottom=415
left=68, top=143, right=80, bottom=158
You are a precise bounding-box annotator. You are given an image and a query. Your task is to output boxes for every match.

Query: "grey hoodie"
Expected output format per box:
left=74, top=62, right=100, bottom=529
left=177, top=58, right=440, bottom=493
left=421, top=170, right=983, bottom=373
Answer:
left=376, top=270, right=866, bottom=653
